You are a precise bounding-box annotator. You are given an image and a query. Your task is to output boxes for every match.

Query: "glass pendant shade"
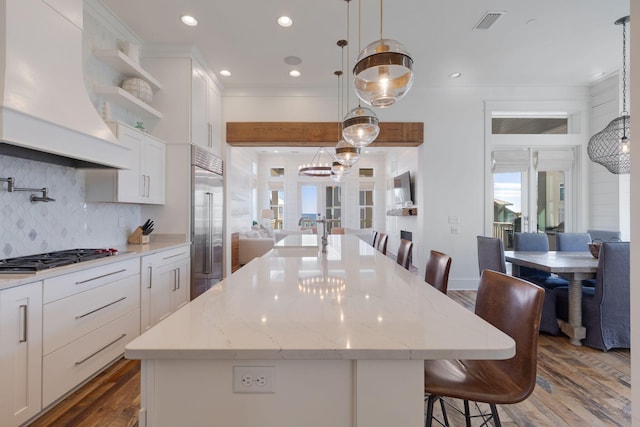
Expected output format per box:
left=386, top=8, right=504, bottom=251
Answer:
left=330, top=171, right=342, bottom=182
left=342, top=106, right=380, bottom=147
left=588, top=114, right=630, bottom=174
left=335, top=138, right=361, bottom=166
left=332, top=161, right=351, bottom=176
left=353, top=38, right=414, bottom=108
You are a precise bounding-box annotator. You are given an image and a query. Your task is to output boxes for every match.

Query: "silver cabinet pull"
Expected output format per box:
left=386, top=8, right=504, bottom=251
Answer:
left=75, top=333, right=127, bottom=366
left=146, top=175, right=151, bottom=197
left=176, top=267, right=180, bottom=290
left=172, top=269, right=178, bottom=291
left=162, top=252, right=186, bottom=260
left=75, top=269, right=126, bottom=285
left=19, top=304, right=27, bottom=343
left=74, top=297, right=127, bottom=319
left=147, top=266, right=153, bottom=289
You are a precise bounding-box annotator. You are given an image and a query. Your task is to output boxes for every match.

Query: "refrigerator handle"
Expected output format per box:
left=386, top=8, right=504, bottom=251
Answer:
left=204, top=192, right=212, bottom=274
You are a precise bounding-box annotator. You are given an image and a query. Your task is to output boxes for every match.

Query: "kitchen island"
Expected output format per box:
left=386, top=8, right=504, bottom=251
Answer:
left=125, top=235, right=514, bottom=427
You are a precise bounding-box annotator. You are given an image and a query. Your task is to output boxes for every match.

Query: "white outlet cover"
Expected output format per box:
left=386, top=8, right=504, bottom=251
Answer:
left=233, top=366, right=276, bottom=393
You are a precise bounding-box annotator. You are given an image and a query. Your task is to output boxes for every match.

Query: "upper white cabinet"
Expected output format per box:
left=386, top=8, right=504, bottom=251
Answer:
left=142, top=55, right=222, bottom=157
left=85, top=122, right=166, bottom=204
left=0, top=281, right=43, bottom=427
left=93, top=49, right=163, bottom=120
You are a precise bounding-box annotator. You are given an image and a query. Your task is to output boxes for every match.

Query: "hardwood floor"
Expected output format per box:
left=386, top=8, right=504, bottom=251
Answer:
left=28, top=290, right=630, bottom=426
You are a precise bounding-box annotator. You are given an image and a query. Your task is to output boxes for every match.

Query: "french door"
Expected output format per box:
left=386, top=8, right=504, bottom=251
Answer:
left=299, top=183, right=342, bottom=232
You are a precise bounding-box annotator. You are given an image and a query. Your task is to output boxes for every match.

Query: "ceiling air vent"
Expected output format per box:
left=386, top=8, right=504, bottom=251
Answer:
left=474, top=11, right=505, bottom=30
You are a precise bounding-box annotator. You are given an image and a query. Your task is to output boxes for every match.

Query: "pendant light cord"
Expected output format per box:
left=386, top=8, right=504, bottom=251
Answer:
left=622, top=18, right=627, bottom=114
left=379, top=0, right=383, bottom=40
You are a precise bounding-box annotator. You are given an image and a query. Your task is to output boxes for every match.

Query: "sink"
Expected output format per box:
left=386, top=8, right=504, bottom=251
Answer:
left=268, top=247, right=319, bottom=258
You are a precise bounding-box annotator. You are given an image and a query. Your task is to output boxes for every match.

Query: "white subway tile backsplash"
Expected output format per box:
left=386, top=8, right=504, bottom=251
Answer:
left=0, top=155, right=140, bottom=258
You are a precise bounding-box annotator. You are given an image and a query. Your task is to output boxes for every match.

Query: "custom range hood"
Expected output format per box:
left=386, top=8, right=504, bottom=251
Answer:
left=0, top=0, right=129, bottom=169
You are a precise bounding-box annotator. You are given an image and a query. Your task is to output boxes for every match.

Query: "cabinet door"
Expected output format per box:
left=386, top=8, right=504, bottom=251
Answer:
left=115, top=125, right=144, bottom=202
left=191, top=65, right=208, bottom=147
left=150, top=261, right=175, bottom=325
left=171, top=258, right=190, bottom=310
left=0, top=282, right=43, bottom=426
left=142, top=136, right=166, bottom=204
left=208, top=83, right=222, bottom=157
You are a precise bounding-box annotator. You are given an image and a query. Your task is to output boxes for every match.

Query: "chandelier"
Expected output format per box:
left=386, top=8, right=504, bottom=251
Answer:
left=298, top=146, right=334, bottom=177
left=352, top=0, right=414, bottom=108
left=587, top=16, right=631, bottom=175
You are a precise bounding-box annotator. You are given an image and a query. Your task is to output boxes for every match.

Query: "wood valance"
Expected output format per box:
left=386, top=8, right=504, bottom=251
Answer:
left=226, top=122, right=423, bottom=147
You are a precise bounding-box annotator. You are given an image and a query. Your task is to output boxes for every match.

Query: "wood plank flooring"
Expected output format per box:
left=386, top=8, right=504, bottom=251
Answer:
left=28, top=290, right=630, bottom=426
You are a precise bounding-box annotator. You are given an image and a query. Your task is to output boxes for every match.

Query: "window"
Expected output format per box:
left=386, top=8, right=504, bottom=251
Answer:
left=270, top=167, right=285, bottom=177
left=299, top=184, right=342, bottom=232
left=269, top=189, right=284, bottom=230
left=359, top=187, right=374, bottom=229
left=359, top=168, right=374, bottom=177
left=325, top=185, right=341, bottom=232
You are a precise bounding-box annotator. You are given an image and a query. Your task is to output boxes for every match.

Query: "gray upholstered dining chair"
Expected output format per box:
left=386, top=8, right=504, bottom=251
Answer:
left=587, top=229, right=621, bottom=242
left=555, top=241, right=630, bottom=351
left=424, top=270, right=545, bottom=427
left=476, top=236, right=506, bottom=275
left=555, top=232, right=591, bottom=252
left=513, top=232, right=567, bottom=335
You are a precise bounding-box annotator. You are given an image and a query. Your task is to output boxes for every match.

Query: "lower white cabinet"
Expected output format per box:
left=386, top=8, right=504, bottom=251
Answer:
left=0, top=282, right=43, bottom=427
left=141, top=246, right=190, bottom=331
left=41, top=258, right=141, bottom=408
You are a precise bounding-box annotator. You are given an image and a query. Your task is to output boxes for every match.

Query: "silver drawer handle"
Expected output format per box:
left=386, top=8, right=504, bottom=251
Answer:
left=75, top=333, right=127, bottom=366
left=74, top=297, right=127, bottom=319
left=75, top=269, right=127, bottom=285
left=162, top=252, right=187, bottom=260
left=19, top=304, right=27, bottom=343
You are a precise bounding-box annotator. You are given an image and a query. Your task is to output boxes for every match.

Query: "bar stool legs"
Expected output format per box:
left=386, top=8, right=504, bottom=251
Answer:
left=425, top=395, right=502, bottom=427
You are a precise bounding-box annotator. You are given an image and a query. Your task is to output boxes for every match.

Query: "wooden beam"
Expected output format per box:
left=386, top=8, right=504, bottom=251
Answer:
left=226, top=122, right=423, bottom=147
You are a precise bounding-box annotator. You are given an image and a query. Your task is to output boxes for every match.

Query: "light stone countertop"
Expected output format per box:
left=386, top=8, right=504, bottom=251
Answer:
left=125, top=235, right=515, bottom=361
left=0, top=237, right=190, bottom=291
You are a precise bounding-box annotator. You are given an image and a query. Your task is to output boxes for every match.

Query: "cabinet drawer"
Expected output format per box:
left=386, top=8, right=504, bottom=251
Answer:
left=44, top=258, right=140, bottom=303
left=42, top=308, right=139, bottom=408
left=43, top=274, right=140, bottom=355
left=145, top=246, right=190, bottom=265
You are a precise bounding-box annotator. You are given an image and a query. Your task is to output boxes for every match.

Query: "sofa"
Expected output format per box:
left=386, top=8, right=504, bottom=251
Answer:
left=238, top=228, right=313, bottom=265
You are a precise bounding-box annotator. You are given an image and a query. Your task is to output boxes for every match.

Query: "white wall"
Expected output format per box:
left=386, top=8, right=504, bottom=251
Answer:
left=223, top=84, right=590, bottom=289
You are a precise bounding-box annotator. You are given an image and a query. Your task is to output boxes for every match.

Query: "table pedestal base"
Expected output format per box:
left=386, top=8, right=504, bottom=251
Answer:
left=558, top=319, right=586, bottom=346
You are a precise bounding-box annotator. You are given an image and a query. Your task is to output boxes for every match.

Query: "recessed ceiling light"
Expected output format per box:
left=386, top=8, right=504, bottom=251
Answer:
left=277, top=16, right=293, bottom=27
left=274, top=150, right=279, bottom=153
left=181, top=15, right=198, bottom=26
left=219, top=70, right=231, bottom=77
left=449, top=72, right=462, bottom=79
left=591, top=71, right=606, bottom=79
left=289, top=70, right=301, bottom=77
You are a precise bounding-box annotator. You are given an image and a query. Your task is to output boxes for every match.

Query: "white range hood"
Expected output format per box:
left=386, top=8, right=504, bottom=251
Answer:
left=0, top=0, right=129, bottom=168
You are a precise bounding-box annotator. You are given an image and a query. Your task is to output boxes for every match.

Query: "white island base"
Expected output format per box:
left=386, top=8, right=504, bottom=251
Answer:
left=140, top=358, right=423, bottom=427
left=127, top=236, right=514, bottom=427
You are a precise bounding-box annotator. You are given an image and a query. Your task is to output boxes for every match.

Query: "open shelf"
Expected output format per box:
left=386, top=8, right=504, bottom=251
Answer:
left=93, top=85, right=163, bottom=119
left=386, top=207, right=418, bottom=216
left=93, top=49, right=162, bottom=91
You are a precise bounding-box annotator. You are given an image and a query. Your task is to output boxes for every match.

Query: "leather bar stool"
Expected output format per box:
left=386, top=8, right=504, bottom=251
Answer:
left=424, top=270, right=544, bottom=427
left=396, top=239, right=413, bottom=270
left=424, top=250, right=452, bottom=294
left=376, top=233, right=388, bottom=255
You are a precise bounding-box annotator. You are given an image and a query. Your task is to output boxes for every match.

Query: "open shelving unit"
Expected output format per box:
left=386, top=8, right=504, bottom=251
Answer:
left=93, top=85, right=163, bottom=119
left=386, top=207, right=418, bottom=216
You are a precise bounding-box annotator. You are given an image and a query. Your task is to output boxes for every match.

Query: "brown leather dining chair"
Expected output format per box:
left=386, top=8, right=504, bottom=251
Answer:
left=396, top=239, right=413, bottom=270
left=376, top=233, right=388, bottom=255
left=424, top=270, right=545, bottom=427
left=424, top=250, right=452, bottom=294
left=371, top=230, right=379, bottom=247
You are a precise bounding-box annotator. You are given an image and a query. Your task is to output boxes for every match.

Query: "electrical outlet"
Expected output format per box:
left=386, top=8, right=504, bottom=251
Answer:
left=233, top=366, right=276, bottom=393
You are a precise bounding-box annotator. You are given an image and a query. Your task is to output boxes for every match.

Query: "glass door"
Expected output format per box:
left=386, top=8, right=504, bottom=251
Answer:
left=299, top=183, right=342, bottom=232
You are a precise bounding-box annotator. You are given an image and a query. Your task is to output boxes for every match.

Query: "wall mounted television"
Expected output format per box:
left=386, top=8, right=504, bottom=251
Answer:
left=393, top=171, right=413, bottom=206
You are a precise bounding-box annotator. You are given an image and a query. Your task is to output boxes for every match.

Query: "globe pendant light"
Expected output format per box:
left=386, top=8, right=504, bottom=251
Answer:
left=334, top=39, right=361, bottom=166
left=353, top=0, right=414, bottom=108
left=342, top=0, right=380, bottom=148
left=587, top=16, right=631, bottom=175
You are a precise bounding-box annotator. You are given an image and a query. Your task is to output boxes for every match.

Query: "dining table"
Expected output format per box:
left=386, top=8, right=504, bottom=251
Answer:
left=504, top=250, right=599, bottom=345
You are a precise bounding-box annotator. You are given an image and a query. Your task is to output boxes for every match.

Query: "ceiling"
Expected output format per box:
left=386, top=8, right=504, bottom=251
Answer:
left=101, top=0, right=630, bottom=92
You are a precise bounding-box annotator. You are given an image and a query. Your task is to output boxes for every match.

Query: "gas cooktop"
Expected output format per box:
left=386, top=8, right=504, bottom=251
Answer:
left=0, top=248, right=119, bottom=274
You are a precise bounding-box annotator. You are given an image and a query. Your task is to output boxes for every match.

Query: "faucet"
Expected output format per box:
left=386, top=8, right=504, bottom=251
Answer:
left=0, top=177, right=56, bottom=202
left=315, top=216, right=329, bottom=254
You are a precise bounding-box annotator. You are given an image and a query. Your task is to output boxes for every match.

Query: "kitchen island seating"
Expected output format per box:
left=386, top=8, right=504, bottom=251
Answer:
left=424, top=250, right=452, bottom=294
left=555, top=232, right=592, bottom=252
left=476, top=236, right=506, bottom=275
left=424, top=270, right=545, bottom=427
left=371, top=230, right=378, bottom=247
left=376, top=232, right=388, bottom=255
left=396, top=239, right=413, bottom=270
left=555, top=241, right=630, bottom=351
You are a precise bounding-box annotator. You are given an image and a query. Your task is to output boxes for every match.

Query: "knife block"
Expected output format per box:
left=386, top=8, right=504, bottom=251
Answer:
left=128, top=227, right=150, bottom=244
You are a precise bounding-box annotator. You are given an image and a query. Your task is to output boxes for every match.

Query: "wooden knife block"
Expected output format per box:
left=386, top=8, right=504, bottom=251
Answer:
left=128, top=227, right=150, bottom=244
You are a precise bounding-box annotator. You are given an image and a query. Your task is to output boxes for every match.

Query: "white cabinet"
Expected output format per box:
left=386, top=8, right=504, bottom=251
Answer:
left=86, top=122, right=166, bottom=204
left=141, top=246, right=191, bottom=331
left=41, top=259, right=140, bottom=408
left=142, top=55, right=223, bottom=157
left=0, top=282, right=42, bottom=427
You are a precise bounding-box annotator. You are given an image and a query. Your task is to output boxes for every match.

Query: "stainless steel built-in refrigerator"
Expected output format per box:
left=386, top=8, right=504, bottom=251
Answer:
left=191, top=146, right=224, bottom=299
